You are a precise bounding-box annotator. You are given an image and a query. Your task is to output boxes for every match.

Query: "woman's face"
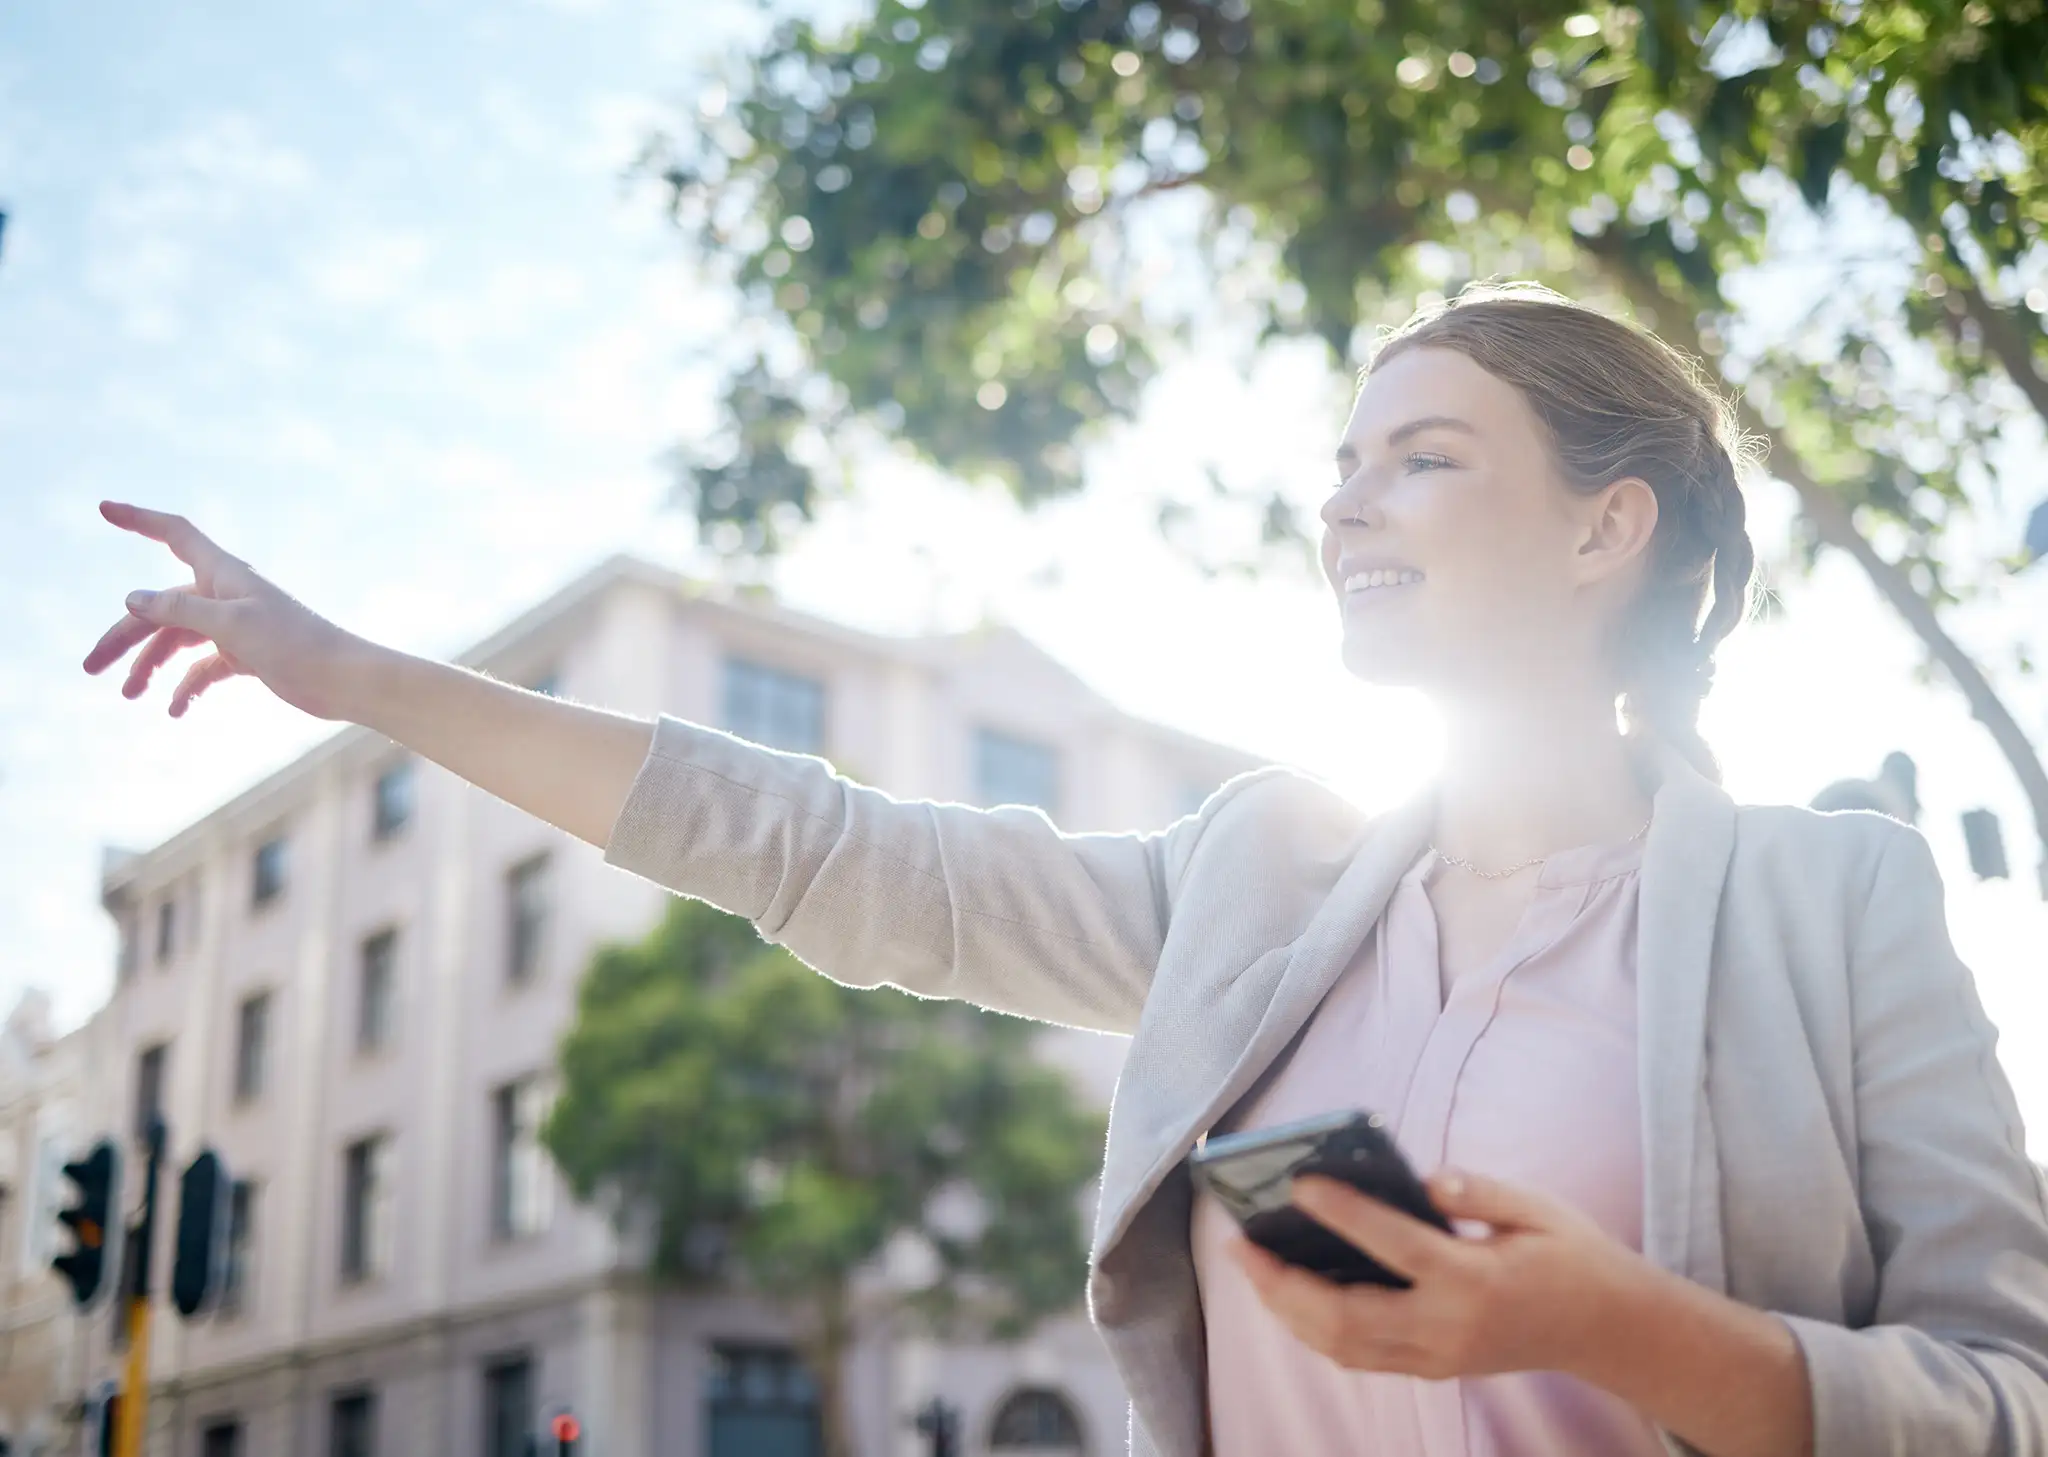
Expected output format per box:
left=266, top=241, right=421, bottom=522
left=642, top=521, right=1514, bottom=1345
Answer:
left=1318, top=345, right=1654, bottom=700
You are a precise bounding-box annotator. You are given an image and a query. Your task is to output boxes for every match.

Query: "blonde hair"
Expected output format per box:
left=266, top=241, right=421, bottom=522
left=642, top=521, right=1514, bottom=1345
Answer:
left=1368, top=282, right=1759, bottom=783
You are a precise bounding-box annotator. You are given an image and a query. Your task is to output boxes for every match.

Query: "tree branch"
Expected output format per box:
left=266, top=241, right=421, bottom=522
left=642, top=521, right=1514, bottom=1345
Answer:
left=1946, top=271, right=2048, bottom=427
left=1592, top=241, right=2048, bottom=894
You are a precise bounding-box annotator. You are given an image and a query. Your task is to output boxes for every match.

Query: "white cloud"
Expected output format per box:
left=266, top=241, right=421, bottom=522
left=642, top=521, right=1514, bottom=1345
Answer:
left=84, top=114, right=315, bottom=339
left=306, top=231, right=431, bottom=308
left=536, top=322, right=662, bottom=439
left=576, top=92, right=669, bottom=173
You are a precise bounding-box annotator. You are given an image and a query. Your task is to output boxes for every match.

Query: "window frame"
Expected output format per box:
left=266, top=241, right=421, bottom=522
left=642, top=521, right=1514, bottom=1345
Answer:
left=251, top=835, right=289, bottom=911
left=371, top=760, right=415, bottom=843
left=156, top=895, right=178, bottom=966
left=233, top=991, right=271, bottom=1105
left=720, top=655, right=828, bottom=756
left=199, top=1418, right=244, bottom=1457
left=488, top=1077, right=551, bottom=1242
left=972, top=727, right=1062, bottom=814
left=339, top=1134, right=390, bottom=1286
left=357, top=927, right=399, bottom=1055
left=988, top=1385, right=1087, bottom=1450
left=504, top=853, right=551, bottom=987
left=219, top=1178, right=258, bottom=1317
left=328, top=1388, right=377, bottom=1457
left=481, top=1351, right=535, bottom=1457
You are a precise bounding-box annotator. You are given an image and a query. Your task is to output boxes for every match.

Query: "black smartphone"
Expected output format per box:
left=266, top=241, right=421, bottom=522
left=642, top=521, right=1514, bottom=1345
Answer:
left=1187, top=1108, right=1453, bottom=1287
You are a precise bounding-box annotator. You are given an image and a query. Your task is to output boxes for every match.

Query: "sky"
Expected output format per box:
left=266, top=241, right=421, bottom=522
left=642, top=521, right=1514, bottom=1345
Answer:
left=6, top=1, right=2048, bottom=1144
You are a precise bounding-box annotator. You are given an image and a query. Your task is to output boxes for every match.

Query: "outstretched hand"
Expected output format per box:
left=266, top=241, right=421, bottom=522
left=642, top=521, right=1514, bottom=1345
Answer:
left=83, top=502, right=361, bottom=720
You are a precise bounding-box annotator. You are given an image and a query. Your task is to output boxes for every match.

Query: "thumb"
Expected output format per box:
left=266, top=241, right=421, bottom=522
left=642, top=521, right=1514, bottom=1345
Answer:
left=1426, top=1167, right=1560, bottom=1232
left=129, top=586, right=231, bottom=637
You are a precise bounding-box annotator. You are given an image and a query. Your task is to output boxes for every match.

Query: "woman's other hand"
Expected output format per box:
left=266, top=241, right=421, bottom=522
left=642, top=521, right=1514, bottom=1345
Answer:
left=1232, top=1168, right=1648, bottom=1382
left=83, top=501, right=367, bottom=721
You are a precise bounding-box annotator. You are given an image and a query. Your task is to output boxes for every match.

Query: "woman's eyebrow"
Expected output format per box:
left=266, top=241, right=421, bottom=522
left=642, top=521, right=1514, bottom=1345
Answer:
left=1387, top=414, right=1479, bottom=447
left=1335, top=414, right=1479, bottom=468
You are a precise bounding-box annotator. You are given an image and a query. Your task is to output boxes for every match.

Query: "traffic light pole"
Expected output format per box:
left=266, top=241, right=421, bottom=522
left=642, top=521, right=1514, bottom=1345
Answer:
left=114, top=1118, right=164, bottom=1457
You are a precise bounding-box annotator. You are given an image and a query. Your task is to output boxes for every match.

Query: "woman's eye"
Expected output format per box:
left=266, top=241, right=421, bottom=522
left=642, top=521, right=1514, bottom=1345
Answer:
left=1405, top=452, right=1455, bottom=472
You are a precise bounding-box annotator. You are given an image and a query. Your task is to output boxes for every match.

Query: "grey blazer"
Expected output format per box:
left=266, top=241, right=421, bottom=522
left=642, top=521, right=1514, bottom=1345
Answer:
left=602, top=715, right=2048, bottom=1457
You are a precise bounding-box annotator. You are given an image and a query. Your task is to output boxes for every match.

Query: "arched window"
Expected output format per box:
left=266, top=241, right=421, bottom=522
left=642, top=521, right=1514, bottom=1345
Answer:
left=989, top=1387, right=1084, bottom=1451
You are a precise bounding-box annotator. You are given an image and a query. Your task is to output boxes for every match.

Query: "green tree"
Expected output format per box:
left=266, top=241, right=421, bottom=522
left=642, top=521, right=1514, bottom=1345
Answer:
left=657, top=0, right=2048, bottom=887
left=543, top=896, right=1106, bottom=1457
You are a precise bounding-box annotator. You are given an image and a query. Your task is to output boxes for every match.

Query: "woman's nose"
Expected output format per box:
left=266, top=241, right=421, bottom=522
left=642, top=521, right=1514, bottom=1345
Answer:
left=1322, top=479, right=1375, bottom=531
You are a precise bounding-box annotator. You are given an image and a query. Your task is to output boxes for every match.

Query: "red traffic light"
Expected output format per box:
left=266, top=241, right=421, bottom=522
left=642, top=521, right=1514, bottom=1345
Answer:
left=551, top=1414, right=580, bottom=1442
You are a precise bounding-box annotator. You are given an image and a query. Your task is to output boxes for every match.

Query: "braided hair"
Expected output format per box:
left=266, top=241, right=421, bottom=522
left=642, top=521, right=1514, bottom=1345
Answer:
left=1369, top=282, right=1759, bottom=783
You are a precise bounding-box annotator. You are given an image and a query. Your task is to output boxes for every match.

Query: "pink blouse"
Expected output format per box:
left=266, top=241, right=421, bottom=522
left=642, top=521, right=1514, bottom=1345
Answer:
left=1190, top=835, right=1667, bottom=1457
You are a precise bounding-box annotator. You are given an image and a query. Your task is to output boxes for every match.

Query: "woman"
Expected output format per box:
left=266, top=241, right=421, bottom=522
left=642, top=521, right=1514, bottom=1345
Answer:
left=85, top=283, right=2048, bottom=1457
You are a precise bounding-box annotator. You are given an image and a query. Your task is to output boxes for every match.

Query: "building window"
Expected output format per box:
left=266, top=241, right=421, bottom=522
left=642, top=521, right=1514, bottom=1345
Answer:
left=505, top=854, right=550, bottom=985
left=372, top=761, right=414, bottom=841
left=117, top=906, right=140, bottom=984
left=973, top=729, right=1060, bottom=813
left=707, top=1346, right=819, bottom=1457
left=990, top=1387, right=1085, bottom=1449
left=721, top=657, right=825, bottom=755
left=329, top=1390, right=376, bottom=1457
left=135, top=1042, right=168, bottom=1141
left=252, top=835, right=289, bottom=909
left=340, top=1136, right=391, bottom=1285
left=220, top=1179, right=257, bottom=1316
left=482, top=1353, right=534, bottom=1457
left=233, top=993, right=270, bottom=1103
left=156, top=896, right=178, bottom=965
left=490, top=1078, right=551, bottom=1241
left=358, top=929, right=398, bottom=1054
left=200, top=1419, right=243, bottom=1457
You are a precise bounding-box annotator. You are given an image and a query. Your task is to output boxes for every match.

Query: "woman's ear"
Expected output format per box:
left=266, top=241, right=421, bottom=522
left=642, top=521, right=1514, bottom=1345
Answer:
left=1575, top=476, right=1659, bottom=586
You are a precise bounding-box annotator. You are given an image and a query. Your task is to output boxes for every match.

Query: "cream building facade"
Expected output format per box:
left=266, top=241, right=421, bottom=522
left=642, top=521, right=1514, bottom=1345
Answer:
left=36, top=556, right=1258, bottom=1457
left=1, top=987, right=98, bottom=1456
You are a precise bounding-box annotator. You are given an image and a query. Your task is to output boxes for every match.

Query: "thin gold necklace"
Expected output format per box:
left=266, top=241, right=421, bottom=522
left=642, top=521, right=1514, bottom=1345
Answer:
left=1431, top=814, right=1654, bottom=880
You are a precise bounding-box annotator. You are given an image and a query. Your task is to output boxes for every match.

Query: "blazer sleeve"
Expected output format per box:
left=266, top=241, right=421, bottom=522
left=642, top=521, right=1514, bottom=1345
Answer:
left=1777, top=826, right=2048, bottom=1455
left=600, top=714, right=1266, bottom=1036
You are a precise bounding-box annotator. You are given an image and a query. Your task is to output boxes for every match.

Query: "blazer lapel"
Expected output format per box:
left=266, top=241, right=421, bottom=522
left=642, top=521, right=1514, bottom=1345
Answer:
left=1097, top=786, right=1441, bottom=1259
left=1636, top=750, right=1738, bottom=1292
left=1193, top=787, right=1440, bottom=1139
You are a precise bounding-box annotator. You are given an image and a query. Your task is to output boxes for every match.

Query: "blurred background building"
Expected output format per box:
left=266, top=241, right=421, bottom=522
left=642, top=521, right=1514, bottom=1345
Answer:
left=0, top=989, right=92, bottom=1455
left=8, top=556, right=1257, bottom=1457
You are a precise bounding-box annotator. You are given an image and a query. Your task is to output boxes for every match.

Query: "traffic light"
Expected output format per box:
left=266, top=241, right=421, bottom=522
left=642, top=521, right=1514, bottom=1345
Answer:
left=171, top=1149, right=231, bottom=1318
left=912, top=1398, right=961, bottom=1457
left=1962, top=808, right=2010, bottom=881
left=52, top=1139, right=121, bottom=1308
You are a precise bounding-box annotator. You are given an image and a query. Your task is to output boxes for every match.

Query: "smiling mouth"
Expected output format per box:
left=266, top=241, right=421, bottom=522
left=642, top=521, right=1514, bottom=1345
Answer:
left=1342, top=568, right=1424, bottom=595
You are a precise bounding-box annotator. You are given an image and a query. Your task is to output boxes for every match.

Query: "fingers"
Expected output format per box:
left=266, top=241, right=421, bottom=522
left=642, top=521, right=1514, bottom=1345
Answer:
left=169, top=653, right=237, bottom=717
left=1422, top=1168, right=1565, bottom=1234
left=1290, top=1176, right=1459, bottom=1283
left=100, top=501, right=235, bottom=576
left=126, top=585, right=234, bottom=638
left=82, top=612, right=159, bottom=675
left=120, top=626, right=206, bottom=699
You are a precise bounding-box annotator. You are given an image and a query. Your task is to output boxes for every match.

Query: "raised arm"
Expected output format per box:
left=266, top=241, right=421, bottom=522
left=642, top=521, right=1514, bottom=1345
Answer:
left=85, top=502, right=1245, bottom=1034
left=83, top=502, right=657, bottom=849
left=598, top=712, right=1258, bottom=1032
